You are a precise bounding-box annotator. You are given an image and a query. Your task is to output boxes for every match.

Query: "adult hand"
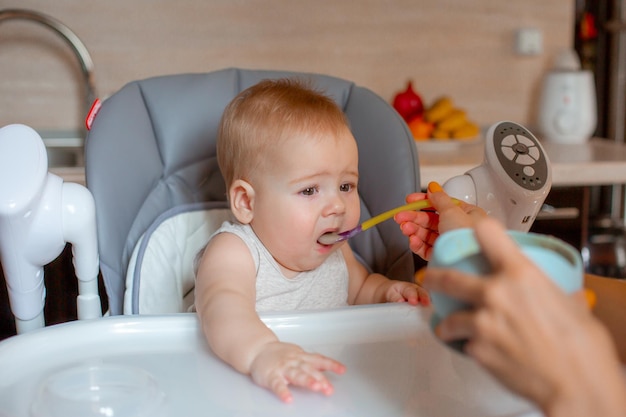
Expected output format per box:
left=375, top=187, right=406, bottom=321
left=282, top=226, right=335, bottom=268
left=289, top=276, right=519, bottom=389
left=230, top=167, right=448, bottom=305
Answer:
left=422, top=217, right=626, bottom=417
left=394, top=181, right=486, bottom=260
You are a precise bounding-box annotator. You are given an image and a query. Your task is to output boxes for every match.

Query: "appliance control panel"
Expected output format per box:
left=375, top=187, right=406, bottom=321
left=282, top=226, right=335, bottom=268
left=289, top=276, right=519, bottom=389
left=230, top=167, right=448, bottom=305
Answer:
left=490, top=121, right=550, bottom=192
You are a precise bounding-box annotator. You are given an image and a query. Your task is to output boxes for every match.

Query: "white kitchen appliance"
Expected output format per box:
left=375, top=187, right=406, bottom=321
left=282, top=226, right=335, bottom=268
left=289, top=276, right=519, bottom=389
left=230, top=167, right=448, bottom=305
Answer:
left=443, top=121, right=552, bottom=232
left=537, top=49, right=597, bottom=144
left=0, top=124, right=102, bottom=333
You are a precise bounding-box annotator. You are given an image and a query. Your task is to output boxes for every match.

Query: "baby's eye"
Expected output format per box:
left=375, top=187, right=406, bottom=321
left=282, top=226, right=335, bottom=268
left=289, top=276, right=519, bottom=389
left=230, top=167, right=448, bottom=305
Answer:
left=339, top=183, right=355, bottom=192
left=301, top=187, right=318, bottom=196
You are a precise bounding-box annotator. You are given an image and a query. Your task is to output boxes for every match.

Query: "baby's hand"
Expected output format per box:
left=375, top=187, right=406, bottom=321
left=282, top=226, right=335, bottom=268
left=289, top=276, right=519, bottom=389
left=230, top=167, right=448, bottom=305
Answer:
left=385, top=281, right=430, bottom=306
left=249, top=341, right=346, bottom=403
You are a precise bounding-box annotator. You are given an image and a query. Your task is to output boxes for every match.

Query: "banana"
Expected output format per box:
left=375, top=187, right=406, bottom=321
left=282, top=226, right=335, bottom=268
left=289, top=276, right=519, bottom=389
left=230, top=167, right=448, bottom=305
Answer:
left=437, top=109, right=467, bottom=132
left=422, top=94, right=480, bottom=141
left=424, top=97, right=454, bottom=123
left=452, top=121, right=480, bottom=139
left=431, top=128, right=450, bottom=139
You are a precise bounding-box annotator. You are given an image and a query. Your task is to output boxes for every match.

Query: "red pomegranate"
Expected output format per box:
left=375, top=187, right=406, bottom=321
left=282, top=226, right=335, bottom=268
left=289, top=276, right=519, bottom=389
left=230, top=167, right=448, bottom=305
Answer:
left=392, top=81, right=424, bottom=122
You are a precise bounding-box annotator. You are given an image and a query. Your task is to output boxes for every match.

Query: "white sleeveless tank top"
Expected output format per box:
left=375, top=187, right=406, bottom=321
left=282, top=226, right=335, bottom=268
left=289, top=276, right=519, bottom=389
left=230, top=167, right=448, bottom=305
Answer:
left=213, top=222, right=349, bottom=312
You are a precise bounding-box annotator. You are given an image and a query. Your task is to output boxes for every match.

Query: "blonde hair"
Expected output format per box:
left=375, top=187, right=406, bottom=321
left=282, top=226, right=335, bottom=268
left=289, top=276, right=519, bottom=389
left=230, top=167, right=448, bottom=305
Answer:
left=217, top=78, right=351, bottom=188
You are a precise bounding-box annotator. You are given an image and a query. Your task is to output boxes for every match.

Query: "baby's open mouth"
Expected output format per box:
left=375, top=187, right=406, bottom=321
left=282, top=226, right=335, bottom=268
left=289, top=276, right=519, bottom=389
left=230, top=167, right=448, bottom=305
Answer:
left=318, top=230, right=340, bottom=246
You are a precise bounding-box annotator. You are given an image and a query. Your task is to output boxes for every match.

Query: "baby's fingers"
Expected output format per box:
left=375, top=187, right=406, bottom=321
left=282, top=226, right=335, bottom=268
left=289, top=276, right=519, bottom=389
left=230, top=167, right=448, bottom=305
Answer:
left=266, top=364, right=333, bottom=403
left=284, top=365, right=334, bottom=396
left=307, top=354, right=346, bottom=376
left=277, top=354, right=345, bottom=401
left=416, top=285, right=431, bottom=306
left=268, top=377, right=293, bottom=403
left=388, top=285, right=424, bottom=306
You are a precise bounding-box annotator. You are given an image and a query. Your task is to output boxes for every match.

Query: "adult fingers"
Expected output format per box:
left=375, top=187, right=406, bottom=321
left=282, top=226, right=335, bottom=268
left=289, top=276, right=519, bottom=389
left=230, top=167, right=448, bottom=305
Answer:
left=408, top=234, right=437, bottom=260
left=435, top=309, right=477, bottom=341
left=427, top=183, right=478, bottom=231
left=422, top=266, right=486, bottom=306
left=472, top=218, right=528, bottom=273
left=427, top=182, right=462, bottom=212
left=405, top=192, right=429, bottom=204
left=394, top=210, right=439, bottom=230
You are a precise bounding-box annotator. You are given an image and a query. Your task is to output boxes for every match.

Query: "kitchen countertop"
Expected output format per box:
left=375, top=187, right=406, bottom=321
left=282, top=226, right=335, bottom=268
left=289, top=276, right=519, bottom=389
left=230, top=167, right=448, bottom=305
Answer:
left=416, top=138, right=626, bottom=188
left=49, top=166, right=87, bottom=185
left=51, top=138, right=626, bottom=189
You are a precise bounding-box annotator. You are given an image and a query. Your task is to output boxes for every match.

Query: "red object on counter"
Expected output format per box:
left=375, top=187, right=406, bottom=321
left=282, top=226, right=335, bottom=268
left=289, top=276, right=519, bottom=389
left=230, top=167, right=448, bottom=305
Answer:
left=392, top=81, right=424, bottom=122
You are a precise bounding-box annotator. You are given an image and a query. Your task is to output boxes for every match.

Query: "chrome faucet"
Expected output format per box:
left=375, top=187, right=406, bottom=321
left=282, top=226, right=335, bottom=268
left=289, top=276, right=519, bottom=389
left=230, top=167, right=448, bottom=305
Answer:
left=0, top=8, right=97, bottom=118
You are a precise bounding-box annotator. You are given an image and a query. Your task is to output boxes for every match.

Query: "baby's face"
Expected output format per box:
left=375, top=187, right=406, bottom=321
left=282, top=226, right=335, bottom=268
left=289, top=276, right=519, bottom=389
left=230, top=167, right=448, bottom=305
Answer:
left=250, top=129, right=360, bottom=276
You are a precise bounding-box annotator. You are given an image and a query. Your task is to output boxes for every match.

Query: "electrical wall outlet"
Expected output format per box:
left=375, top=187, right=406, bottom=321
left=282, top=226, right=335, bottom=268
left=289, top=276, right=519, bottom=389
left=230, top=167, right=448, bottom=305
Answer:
left=515, top=28, right=543, bottom=56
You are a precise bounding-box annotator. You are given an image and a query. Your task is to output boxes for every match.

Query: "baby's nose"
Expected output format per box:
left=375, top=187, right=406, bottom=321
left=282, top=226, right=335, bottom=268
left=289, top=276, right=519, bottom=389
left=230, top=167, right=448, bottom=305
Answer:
left=325, top=193, right=347, bottom=216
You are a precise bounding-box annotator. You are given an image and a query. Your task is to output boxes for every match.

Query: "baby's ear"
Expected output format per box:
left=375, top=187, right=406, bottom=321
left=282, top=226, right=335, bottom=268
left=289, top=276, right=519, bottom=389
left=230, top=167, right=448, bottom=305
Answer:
left=229, top=179, right=255, bottom=224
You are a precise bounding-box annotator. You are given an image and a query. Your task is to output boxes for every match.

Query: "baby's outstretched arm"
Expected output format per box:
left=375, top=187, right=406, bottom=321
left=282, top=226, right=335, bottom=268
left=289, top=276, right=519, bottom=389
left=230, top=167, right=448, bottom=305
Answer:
left=195, top=233, right=345, bottom=402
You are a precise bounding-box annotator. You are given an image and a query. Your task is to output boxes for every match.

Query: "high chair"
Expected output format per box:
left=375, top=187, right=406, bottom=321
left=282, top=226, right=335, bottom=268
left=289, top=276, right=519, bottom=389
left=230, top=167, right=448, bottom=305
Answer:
left=84, top=68, right=421, bottom=315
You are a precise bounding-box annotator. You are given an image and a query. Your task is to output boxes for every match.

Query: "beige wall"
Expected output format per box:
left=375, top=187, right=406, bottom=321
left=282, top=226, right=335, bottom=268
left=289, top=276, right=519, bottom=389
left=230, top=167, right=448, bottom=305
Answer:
left=0, top=1, right=574, bottom=133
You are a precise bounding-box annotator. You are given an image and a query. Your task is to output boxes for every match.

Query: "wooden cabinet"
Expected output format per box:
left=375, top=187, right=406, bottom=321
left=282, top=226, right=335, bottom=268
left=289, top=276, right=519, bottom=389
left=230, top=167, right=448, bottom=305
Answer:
left=531, top=186, right=589, bottom=251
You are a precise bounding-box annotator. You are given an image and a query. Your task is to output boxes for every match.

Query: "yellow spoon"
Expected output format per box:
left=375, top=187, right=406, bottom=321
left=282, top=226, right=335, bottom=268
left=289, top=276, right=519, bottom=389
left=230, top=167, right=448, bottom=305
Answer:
left=318, top=198, right=461, bottom=245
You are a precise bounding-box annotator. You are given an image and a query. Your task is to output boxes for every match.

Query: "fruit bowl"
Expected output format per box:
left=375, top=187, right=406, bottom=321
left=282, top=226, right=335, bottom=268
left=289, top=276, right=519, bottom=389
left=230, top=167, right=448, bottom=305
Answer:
left=414, top=135, right=483, bottom=152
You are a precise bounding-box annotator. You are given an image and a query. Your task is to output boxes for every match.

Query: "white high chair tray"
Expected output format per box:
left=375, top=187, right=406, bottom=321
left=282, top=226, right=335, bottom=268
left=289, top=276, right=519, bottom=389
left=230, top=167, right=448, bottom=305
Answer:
left=0, top=304, right=541, bottom=417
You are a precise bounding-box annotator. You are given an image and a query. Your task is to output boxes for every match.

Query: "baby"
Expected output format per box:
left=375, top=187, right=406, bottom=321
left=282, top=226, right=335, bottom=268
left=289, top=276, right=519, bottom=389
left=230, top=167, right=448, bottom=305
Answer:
left=195, top=78, right=429, bottom=402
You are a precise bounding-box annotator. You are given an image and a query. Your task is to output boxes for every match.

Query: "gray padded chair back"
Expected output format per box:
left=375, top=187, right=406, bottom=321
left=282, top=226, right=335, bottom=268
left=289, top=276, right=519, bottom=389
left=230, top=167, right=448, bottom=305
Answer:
left=85, top=68, right=420, bottom=315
